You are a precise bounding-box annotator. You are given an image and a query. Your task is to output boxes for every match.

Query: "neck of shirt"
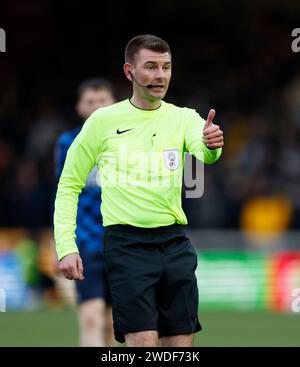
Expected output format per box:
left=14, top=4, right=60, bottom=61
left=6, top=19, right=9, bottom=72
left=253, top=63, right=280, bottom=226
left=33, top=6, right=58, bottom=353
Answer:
left=128, top=97, right=161, bottom=111
left=128, top=98, right=166, bottom=115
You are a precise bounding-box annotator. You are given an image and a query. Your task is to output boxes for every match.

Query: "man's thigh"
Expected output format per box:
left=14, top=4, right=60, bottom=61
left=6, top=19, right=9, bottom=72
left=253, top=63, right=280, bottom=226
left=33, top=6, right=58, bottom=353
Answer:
left=125, top=330, right=159, bottom=347
left=160, top=333, right=194, bottom=347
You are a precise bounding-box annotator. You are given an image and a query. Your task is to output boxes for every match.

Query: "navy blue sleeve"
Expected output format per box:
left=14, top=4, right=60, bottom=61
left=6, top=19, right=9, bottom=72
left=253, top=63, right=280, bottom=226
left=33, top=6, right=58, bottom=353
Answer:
left=54, top=133, right=72, bottom=180
left=52, top=132, right=74, bottom=227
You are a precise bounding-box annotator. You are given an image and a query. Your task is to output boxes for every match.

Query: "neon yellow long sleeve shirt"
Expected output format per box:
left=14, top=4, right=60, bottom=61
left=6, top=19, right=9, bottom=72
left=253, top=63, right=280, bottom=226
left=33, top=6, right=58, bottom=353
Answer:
left=54, top=99, right=222, bottom=259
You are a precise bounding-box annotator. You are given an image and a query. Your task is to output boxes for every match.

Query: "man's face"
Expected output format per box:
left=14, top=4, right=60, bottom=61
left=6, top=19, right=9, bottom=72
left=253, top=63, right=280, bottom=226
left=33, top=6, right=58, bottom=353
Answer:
left=76, top=88, right=115, bottom=120
left=130, top=48, right=172, bottom=101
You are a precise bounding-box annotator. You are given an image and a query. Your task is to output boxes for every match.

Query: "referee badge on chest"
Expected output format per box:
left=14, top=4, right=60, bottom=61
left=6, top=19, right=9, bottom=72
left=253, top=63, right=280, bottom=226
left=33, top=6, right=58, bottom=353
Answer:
left=163, top=149, right=180, bottom=170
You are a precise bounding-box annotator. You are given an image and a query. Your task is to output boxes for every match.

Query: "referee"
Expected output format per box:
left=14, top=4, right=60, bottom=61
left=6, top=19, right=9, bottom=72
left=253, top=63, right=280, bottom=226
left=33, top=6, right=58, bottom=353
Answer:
left=54, top=34, right=224, bottom=347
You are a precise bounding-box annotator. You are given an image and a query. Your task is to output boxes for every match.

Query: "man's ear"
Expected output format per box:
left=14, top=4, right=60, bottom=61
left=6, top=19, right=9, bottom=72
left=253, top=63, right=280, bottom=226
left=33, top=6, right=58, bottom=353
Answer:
left=123, top=63, right=133, bottom=81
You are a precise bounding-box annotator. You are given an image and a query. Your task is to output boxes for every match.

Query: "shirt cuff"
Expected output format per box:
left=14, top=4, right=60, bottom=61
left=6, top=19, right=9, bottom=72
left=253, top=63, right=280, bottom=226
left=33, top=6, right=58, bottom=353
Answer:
left=56, top=243, right=79, bottom=261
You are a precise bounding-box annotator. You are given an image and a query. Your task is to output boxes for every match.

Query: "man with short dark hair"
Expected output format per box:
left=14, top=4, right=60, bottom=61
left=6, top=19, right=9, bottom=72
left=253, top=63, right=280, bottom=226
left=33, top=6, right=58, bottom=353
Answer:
left=55, top=78, right=116, bottom=347
left=54, top=35, right=224, bottom=347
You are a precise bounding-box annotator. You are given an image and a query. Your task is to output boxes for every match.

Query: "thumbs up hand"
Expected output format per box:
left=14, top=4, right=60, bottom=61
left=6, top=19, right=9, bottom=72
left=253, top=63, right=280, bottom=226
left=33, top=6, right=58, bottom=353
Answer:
left=203, top=109, right=224, bottom=149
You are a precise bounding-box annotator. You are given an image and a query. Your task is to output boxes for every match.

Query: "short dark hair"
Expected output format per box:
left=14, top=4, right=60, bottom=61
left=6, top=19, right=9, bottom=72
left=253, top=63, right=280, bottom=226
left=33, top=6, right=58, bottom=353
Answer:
left=125, top=34, right=171, bottom=63
left=77, top=78, right=115, bottom=99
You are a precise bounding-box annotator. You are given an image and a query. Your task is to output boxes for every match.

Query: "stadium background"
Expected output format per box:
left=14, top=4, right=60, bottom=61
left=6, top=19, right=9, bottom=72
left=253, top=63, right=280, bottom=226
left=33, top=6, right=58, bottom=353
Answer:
left=0, top=0, right=300, bottom=346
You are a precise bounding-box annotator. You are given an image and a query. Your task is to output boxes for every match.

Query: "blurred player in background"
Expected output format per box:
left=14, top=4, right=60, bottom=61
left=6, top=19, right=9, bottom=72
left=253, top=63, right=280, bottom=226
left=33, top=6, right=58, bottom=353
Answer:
left=54, top=78, right=116, bottom=346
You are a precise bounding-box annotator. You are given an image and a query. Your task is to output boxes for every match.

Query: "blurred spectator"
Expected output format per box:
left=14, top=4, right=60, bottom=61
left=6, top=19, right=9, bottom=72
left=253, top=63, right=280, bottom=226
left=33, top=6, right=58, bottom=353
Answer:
left=240, top=195, right=292, bottom=241
left=6, top=159, right=50, bottom=229
left=26, top=95, right=67, bottom=160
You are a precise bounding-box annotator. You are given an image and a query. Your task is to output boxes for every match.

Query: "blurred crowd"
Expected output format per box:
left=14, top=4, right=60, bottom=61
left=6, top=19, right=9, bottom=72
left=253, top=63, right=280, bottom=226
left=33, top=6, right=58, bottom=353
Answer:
left=1, top=0, right=300, bottom=234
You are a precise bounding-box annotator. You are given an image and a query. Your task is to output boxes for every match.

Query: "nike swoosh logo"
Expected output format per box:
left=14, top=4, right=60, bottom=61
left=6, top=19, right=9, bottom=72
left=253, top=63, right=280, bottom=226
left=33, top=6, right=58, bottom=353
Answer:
left=117, top=128, right=134, bottom=134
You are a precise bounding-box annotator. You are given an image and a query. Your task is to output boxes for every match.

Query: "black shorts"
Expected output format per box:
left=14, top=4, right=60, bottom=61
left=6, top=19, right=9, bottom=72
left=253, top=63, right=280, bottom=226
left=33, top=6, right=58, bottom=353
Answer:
left=103, top=224, right=202, bottom=343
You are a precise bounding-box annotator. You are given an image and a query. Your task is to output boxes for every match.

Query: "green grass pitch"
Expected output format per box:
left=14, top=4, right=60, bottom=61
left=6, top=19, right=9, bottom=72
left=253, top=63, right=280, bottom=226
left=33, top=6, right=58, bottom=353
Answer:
left=0, top=308, right=299, bottom=346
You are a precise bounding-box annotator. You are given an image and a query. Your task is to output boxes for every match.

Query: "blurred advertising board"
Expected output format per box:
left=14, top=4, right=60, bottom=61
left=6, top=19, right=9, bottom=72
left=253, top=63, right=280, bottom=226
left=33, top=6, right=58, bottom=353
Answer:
left=268, top=252, right=300, bottom=312
left=0, top=251, right=29, bottom=310
left=196, top=251, right=300, bottom=312
left=196, top=252, right=267, bottom=310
